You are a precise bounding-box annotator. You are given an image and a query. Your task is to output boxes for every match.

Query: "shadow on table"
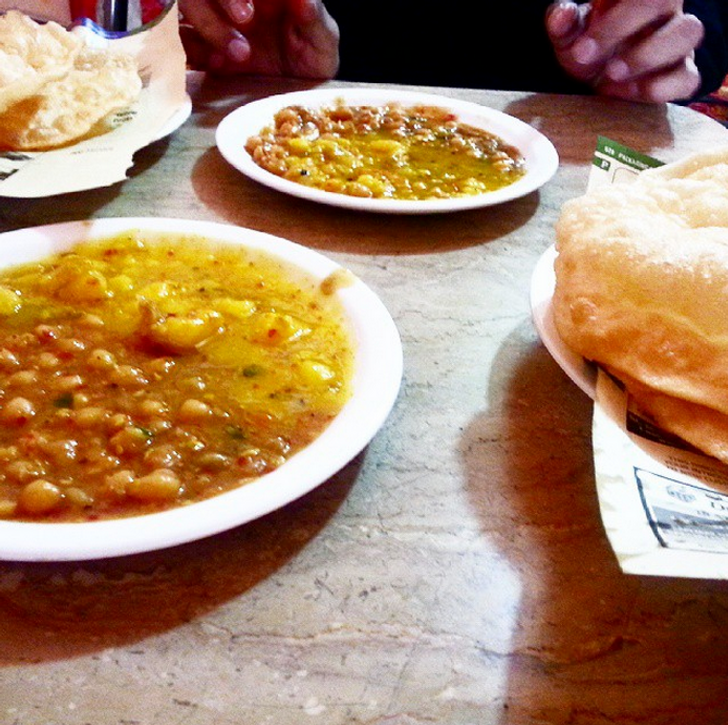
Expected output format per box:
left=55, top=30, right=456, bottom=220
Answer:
left=0, top=454, right=363, bottom=665
left=190, top=146, right=542, bottom=256
left=0, top=137, right=173, bottom=233
left=502, top=94, right=674, bottom=167
left=460, top=319, right=728, bottom=723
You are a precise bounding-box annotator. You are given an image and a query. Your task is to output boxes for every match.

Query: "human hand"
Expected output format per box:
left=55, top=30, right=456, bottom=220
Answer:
left=546, top=0, right=705, bottom=103
left=178, top=0, right=339, bottom=79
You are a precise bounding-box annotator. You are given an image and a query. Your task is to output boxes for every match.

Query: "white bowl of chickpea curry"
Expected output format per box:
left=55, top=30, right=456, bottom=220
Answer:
left=0, top=218, right=402, bottom=561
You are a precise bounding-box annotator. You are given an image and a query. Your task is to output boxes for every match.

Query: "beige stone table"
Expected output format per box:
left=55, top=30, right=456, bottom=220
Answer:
left=1, top=74, right=728, bottom=725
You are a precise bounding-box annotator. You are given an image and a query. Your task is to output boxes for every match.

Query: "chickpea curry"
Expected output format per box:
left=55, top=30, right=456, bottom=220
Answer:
left=245, top=102, right=526, bottom=201
left=0, top=232, right=355, bottom=522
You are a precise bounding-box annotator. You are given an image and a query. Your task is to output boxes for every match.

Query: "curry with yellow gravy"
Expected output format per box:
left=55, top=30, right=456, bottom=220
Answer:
left=245, top=102, right=526, bottom=201
left=0, top=232, right=355, bottom=522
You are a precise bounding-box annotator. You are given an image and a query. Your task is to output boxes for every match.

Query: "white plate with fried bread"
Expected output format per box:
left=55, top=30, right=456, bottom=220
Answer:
left=0, top=7, right=190, bottom=197
left=216, top=88, right=559, bottom=214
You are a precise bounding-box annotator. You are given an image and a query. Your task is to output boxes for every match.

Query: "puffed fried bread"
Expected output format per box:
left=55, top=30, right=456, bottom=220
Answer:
left=0, top=10, right=82, bottom=113
left=0, top=10, right=141, bottom=150
left=552, top=146, right=728, bottom=463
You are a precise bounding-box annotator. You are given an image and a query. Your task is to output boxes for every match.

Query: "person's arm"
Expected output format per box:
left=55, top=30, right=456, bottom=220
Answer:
left=177, top=0, right=339, bottom=78
left=546, top=0, right=718, bottom=103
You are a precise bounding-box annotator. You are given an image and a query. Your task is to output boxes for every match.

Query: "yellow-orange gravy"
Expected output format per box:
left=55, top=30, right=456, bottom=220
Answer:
left=0, top=232, right=355, bottom=522
left=245, top=102, right=526, bottom=201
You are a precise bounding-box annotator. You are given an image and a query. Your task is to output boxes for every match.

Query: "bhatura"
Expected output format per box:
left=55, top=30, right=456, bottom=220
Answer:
left=0, top=11, right=141, bottom=150
left=553, top=146, right=728, bottom=464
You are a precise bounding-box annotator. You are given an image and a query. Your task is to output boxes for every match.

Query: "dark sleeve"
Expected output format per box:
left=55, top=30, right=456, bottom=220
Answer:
left=325, top=0, right=583, bottom=92
left=686, top=0, right=728, bottom=96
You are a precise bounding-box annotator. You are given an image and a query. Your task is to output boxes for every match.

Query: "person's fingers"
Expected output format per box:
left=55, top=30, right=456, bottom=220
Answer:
left=178, top=24, right=211, bottom=69
left=548, top=0, right=704, bottom=102
left=217, top=0, right=255, bottom=24
left=289, top=0, right=319, bottom=23
left=603, top=13, right=704, bottom=82
left=546, top=2, right=587, bottom=48
left=598, top=56, right=702, bottom=102
left=281, top=0, right=339, bottom=77
left=572, top=0, right=686, bottom=64
left=178, top=0, right=251, bottom=63
left=547, top=1, right=609, bottom=82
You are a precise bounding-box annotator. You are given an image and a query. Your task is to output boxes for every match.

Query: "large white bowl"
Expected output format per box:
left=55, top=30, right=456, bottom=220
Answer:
left=0, top=218, right=403, bottom=561
left=216, top=87, right=559, bottom=214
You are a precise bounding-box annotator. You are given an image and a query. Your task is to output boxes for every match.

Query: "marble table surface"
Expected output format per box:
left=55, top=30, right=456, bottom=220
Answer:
left=1, top=74, right=728, bottom=725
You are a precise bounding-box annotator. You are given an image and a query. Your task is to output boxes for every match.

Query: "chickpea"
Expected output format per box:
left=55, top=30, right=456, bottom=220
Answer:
left=107, top=413, right=132, bottom=432
left=252, top=145, right=269, bottom=163
left=104, top=469, right=135, bottom=497
left=39, top=439, right=78, bottom=464
left=12, top=332, right=34, bottom=349
left=34, top=324, right=59, bottom=342
left=8, top=370, right=38, bottom=386
left=237, top=450, right=270, bottom=477
left=6, top=459, right=47, bottom=482
left=198, top=452, right=231, bottom=472
left=79, top=314, right=105, bottom=328
left=36, top=352, right=59, bottom=369
left=0, top=445, right=18, bottom=462
left=136, top=399, right=169, bottom=418
left=276, top=106, right=302, bottom=126
left=278, top=121, right=301, bottom=137
left=65, top=487, right=94, bottom=508
left=110, top=365, right=148, bottom=387
left=109, top=426, right=153, bottom=456
left=0, top=348, right=19, bottom=367
left=177, top=399, right=213, bottom=422
left=1, top=396, right=35, bottom=425
left=127, top=469, right=181, bottom=501
left=73, top=392, right=90, bottom=407
left=147, top=417, right=172, bottom=434
left=148, top=357, right=176, bottom=378
left=56, top=338, right=86, bottom=354
left=73, top=407, right=110, bottom=429
left=346, top=182, right=374, bottom=198
left=55, top=374, right=85, bottom=392
left=143, top=444, right=182, bottom=469
left=87, top=349, right=116, bottom=369
left=18, top=480, right=63, bottom=515
left=84, top=449, right=121, bottom=475
left=265, top=158, right=287, bottom=176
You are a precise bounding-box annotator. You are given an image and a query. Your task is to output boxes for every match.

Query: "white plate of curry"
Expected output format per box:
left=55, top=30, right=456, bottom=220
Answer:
left=216, top=88, right=559, bottom=214
left=0, top=218, right=402, bottom=561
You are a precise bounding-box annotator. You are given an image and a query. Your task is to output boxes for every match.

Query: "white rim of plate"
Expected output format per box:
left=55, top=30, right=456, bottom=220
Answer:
left=0, top=217, right=403, bottom=561
left=530, top=244, right=597, bottom=399
left=153, top=94, right=192, bottom=142
left=216, top=88, right=559, bottom=214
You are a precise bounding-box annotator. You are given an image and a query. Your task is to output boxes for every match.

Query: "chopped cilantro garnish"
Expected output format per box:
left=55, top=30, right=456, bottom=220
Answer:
left=53, top=393, right=74, bottom=409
